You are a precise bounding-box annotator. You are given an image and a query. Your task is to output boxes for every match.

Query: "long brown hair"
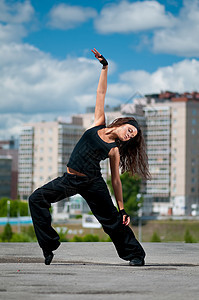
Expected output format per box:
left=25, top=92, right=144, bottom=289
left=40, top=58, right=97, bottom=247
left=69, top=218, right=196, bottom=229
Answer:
left=108, top=117, right=151, bottom=180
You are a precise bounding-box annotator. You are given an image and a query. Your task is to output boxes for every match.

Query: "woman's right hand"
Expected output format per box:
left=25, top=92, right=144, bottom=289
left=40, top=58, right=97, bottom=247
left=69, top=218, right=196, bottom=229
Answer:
left=91, top=48, right=102, bottom=60
left=91, top=48, right=108, bottom=66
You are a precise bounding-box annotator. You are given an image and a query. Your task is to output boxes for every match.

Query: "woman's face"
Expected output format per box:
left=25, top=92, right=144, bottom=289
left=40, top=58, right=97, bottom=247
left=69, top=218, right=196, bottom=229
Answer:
left=117, top=124, right=138, bottom=142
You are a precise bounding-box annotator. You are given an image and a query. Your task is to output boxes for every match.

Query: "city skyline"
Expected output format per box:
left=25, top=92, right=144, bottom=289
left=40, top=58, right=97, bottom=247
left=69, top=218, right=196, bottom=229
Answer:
left=1, top=0, right=199, bottom=139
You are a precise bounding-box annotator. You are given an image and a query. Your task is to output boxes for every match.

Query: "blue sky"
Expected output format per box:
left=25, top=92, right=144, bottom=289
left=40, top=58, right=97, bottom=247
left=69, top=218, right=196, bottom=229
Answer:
left=25, top=0, right=184, bottom=73
left=0, top=0, right=199, bottom=138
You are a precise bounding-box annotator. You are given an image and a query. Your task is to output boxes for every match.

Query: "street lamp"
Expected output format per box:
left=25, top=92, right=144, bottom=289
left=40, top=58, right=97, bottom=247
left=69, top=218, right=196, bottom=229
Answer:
left=7, top=200, right=10, bottom=223
left=136, top=193, right=142, bottom=242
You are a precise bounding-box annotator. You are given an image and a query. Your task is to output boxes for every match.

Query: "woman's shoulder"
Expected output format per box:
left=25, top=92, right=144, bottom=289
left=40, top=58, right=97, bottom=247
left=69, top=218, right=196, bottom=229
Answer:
left=87, top=123, right=106, bottom=130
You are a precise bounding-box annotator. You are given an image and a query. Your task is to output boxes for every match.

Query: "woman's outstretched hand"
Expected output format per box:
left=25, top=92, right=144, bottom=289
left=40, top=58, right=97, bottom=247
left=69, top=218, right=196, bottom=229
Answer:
left=91, top=48, right=108, bottom=66
left=91, top=48, right=101, bottom=60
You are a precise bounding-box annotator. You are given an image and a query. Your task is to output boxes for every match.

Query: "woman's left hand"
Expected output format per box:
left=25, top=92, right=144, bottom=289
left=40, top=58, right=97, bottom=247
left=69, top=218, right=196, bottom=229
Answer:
left=123, top=214, right=130, bottom=226
left=120, top=209, right=130, bottom=226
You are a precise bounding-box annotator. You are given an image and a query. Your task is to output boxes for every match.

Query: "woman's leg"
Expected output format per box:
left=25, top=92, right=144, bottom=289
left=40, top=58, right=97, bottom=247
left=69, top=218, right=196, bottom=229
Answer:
left=80, top=177, right=145, bottom=262
left=29, top=173, right=77, bottom=252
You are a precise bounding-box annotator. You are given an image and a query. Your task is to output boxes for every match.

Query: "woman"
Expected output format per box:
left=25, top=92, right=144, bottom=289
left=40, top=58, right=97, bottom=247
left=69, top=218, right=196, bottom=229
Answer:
left=29, top=48, right=151, bottom=266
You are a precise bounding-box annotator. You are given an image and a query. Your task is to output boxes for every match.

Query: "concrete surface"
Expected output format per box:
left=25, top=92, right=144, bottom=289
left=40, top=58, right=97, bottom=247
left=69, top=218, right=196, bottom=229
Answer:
left=0, top=242, right=199, bottom=300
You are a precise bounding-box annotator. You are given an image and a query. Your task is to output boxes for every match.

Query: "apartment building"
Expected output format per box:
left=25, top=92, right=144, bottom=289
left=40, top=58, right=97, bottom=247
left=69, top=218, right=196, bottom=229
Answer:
left=18, top=92, right=199, bottom=217
left=143, top=105, right=171, bottom=215
left=0, top=155, right=12, bottom=198
left=18, top=121, right=84, bottom=201
left=143, top=93, right=199, bottom=216
left=0, top=138, right=18, bottom=199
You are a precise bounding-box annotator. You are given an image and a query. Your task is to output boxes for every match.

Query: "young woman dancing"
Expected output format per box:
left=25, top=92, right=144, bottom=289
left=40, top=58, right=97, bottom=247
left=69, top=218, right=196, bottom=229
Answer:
left=29, top=48, right=151, bottom=266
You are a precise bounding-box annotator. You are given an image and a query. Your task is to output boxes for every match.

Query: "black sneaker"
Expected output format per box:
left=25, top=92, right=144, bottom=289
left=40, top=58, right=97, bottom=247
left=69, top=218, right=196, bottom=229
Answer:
left=129, top=258, right=145, bottom=266
left=43, top=249, right=54, bottom=265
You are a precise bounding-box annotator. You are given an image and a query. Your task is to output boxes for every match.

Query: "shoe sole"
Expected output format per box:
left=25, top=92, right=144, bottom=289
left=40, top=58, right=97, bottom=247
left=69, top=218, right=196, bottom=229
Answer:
left=129, top=259, right=145, bottom=266
left=45, top=253, right=54, bottom=265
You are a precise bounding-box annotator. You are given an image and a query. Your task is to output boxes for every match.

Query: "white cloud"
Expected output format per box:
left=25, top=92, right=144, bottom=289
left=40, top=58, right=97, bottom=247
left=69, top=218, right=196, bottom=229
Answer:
left=95, top=0, right=174, bottom=34
left=0, top=43, right=101, bottom=138
left=94, top=0, right=199, bottom=57
left=0, top=43, right=101, bottom=116
left=119, top=59, right=199, bottom=94
left=0, top=0, right=34, bottom=42
left=0, top=0, right=34, bottom=23
left=48, top=4, right=97, bottom=30
left=153, top=0, right=199, bottom=56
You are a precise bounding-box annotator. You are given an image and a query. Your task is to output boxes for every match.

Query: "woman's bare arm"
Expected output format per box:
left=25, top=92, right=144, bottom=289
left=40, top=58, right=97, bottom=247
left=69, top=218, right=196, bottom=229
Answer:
left=91, top=48, right=108, bottom=126
left=109, top=148, right=130, bottom=226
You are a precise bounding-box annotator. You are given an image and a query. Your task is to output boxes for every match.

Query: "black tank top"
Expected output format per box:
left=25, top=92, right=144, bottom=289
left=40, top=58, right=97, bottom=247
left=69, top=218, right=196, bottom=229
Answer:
left=67, top=125, right=117, bottom=178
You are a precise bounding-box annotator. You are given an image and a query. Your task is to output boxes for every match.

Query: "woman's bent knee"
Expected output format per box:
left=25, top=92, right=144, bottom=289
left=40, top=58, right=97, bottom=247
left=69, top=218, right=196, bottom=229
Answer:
left=29, top=189, right=41, bottom=205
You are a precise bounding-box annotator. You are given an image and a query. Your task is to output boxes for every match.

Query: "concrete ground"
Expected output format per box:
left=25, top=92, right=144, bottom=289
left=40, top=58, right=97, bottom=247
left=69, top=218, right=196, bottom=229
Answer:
left=0, top=242, right=199, bottom=300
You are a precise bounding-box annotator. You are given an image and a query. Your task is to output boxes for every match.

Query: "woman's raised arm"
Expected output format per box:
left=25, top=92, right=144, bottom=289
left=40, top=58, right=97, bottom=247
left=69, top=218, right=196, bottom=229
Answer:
left=91, top=48, right=108, bottom=126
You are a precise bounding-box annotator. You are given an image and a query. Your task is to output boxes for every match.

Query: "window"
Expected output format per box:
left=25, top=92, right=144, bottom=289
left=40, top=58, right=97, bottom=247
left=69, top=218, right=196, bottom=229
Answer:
left=191, top=178, right=196, bottom=184
left=191, top=159, right=196, bottom=165
left=192, top=168, right=196, bottom=174
left=192, top=128, right=196, bottom=135
left=192, top=119, right=196, bottom=125
left=192, top=109, right=197, bottom=116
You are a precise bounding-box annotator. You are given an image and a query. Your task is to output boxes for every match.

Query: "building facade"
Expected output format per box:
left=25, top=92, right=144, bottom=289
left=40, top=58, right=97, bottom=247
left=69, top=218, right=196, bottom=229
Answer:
left=18, top=121, right=84, bottom=201
left=0, top=138, right=18, bottom=199
left=143, top=93, right=199, bottom=216
left=18, top=93, right=199, bottom=217
left=0, top=155, right=12, bottom=199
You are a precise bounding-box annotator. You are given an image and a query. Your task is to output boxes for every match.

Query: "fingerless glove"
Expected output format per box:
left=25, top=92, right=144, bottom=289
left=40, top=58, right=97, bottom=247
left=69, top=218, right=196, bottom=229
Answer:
left=119, top=209, right=130, bottom=220
left=99, top=55, right=108, bottom=66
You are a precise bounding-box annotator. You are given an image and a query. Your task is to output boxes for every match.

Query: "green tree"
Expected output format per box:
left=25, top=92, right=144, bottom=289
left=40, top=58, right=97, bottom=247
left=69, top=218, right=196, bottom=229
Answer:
left=1, top=223, right=13, bottom=242
left=184, top=229, right=196, bottom=243
left=0, top=198, right=29, bottom=217
left=150, top=231, right=161, bottom=242
left=0, top=197, right=9, bottom=217
left=107, top=172, right=142, bottom=216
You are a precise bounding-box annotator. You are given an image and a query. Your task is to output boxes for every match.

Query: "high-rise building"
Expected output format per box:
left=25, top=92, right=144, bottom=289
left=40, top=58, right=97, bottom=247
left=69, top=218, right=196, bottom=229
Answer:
left=0, top=155, right=12, bottom=198
left=143, top=105, right=171, bottom=215
left=0, top=138, right=18, bottom=199
left=18, top=121, right=84, bottom=200
left=143, top=92, right=199, bottom=216
left=18, top=92, right=199, bottom=217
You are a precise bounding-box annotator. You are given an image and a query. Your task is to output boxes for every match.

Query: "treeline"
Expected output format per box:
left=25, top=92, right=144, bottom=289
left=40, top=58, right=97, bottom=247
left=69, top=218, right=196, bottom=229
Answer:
left=0, top=223, right=111, bottom=243
left=0, top=197, right=29, bottom=217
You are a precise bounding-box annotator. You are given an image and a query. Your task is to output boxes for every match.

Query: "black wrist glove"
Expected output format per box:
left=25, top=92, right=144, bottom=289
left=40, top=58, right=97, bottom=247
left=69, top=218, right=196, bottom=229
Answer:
left=119, top=209, right=129, bottom=221
left=99, top=55, right=108, bottom=66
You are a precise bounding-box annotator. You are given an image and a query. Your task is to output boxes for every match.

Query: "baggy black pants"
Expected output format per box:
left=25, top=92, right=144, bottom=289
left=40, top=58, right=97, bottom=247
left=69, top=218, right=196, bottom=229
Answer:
left=29, top=172, right=145, bottom=261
